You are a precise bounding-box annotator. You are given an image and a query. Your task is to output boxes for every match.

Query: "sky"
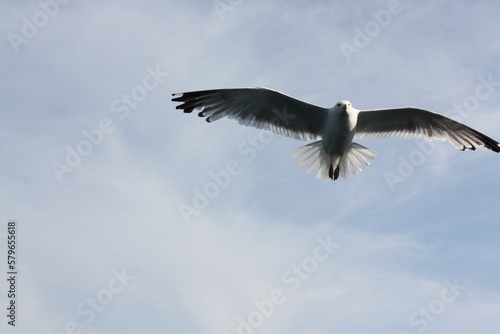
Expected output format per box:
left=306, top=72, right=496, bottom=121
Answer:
left=1, top=1, right=500, bottom=333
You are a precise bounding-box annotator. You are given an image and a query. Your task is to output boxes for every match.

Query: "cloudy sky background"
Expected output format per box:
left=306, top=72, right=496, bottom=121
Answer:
left=1, top=1, right=500, bottom=333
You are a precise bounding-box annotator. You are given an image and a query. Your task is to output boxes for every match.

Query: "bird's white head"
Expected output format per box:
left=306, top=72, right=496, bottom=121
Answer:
left=335, top=100, right=352, bottom=111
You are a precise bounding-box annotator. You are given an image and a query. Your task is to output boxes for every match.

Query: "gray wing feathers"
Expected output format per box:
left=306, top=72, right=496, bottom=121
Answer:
left=355, top=107, right=500, bottom=152
left=172, top=88, right=327, bottom=141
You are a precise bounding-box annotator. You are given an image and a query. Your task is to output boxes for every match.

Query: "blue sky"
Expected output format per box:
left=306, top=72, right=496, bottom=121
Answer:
left=1, top=1, right=499, bottom=333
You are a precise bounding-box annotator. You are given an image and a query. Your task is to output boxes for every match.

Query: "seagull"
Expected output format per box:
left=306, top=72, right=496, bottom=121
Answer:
left=172, top=87, right=499, bottom=181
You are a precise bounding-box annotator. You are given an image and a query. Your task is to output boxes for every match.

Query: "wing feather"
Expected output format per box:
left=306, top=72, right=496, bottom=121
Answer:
left=172, top=87, right=328, bottom=141
left=355, top=107, right=499, bottom=152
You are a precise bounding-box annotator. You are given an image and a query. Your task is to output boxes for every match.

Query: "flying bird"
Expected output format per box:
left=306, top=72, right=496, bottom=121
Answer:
left=172, top=87, right=499, bottom=181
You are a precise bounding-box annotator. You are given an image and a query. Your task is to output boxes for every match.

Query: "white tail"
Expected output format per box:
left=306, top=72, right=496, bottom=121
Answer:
left=292, top=141, right=377, bottom=181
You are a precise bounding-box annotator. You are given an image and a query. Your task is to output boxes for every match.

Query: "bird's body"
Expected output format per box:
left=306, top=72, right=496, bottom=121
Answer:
left=323, top=102, right=355, bottom=155
left=172, top=87, right=499, bottom=181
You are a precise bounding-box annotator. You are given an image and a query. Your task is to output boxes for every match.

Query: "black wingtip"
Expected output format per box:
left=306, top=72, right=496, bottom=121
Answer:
left=171, top=93, right=185, bottom=102
left=488, top=142, right=500, bottom=153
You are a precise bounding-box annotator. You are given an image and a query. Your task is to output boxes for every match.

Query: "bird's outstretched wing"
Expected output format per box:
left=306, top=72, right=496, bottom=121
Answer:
left=355, top=107, right=500, bottom=152
left=172, top=87, right=328, bottom=141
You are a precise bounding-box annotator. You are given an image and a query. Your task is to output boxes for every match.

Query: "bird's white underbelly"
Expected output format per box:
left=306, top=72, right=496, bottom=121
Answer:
left=322, top=113, right=354, bottom=154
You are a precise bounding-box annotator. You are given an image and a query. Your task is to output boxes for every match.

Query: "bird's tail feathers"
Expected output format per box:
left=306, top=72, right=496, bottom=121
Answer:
left=292, top=141, right=337, bottom=180
left=292, top=141, right=377, bottom=181
left=338, top=142, right=378, bottom=179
